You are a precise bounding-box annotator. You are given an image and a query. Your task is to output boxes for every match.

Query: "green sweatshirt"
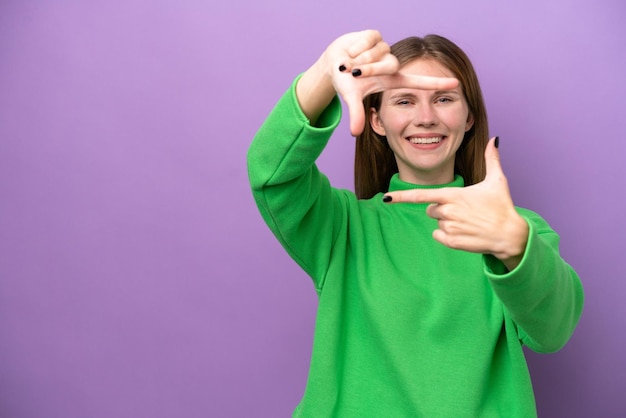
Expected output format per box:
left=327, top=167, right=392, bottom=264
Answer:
left=247, top=78, right=584, bottom=418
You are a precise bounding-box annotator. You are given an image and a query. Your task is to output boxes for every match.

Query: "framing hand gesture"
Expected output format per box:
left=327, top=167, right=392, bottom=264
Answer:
left=383, top=137, right=529, bottom=271
left=296, top=30, right=459, bottom=136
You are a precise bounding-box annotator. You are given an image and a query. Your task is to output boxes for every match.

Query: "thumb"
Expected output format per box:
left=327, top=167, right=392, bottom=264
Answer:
left=484, top=136, right=504, bottom=179
left=343, top=92, right=365, bottom=136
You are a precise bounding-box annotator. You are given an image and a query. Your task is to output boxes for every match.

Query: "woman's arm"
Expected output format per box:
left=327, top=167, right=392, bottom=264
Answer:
left=485, top=211, right=584, bottom=353
left=381, top=137, right=584, bottom=351
left=248, top=30, right=460, bottom=285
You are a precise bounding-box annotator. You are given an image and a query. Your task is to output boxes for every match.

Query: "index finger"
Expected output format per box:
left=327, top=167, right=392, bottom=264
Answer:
left=382, top=187, right=459, bottom=204
left=384, top=73, right=459, bottom=91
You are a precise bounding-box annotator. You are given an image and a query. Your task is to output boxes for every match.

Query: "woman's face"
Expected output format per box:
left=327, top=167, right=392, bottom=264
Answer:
left=370, top=58, right=474, bottom=185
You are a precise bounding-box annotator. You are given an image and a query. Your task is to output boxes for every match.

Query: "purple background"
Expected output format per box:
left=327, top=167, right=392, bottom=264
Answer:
left=0, top=0, right=624, bottom=417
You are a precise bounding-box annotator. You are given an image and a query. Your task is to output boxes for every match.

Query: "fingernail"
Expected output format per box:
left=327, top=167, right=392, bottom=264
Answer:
left=352, top=68, right=362, bottom=77
left=382, top=195, right=392, bottom=203
left=338, top=64, right=346, bottom=72
left=494, top=136, right=500, bottom=148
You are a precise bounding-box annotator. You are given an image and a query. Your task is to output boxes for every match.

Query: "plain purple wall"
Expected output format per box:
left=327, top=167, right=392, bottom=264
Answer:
left=0, top=0, right=624, bottom=417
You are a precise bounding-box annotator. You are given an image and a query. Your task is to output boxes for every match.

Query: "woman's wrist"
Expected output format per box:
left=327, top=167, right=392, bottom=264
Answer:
left=295, top=56, right=337, bottom=125
left=495, top=214, right=529, bottom=271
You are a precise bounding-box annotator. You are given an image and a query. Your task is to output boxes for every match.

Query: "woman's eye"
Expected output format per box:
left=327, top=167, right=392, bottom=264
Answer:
left=397, top=100, right=411, bottom=105
left=436, top=97, right=452, bottom=104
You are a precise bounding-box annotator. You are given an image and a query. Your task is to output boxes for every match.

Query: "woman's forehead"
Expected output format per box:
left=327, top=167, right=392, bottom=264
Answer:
left=401, top=58, right=454, bottom=78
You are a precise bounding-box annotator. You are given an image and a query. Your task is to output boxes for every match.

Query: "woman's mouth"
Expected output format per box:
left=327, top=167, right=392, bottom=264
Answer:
left=407, top=136, right=443, bottom=144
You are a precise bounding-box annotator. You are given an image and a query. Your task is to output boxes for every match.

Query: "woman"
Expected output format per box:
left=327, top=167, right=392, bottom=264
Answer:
left=248, top=30, right=583, bottom=417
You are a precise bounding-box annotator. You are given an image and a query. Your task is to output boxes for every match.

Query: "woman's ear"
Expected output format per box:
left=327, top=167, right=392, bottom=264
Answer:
left=465, top=112, right=475, bottom=132
left=370, top=108, right=386, bottom=136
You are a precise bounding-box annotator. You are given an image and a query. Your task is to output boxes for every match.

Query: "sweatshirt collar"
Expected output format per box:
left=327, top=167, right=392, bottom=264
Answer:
left=388, top=173, right=465, bottom=192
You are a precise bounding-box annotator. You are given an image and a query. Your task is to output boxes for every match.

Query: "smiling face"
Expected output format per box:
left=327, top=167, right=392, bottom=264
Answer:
left=370, top=58, right=474, bottom=185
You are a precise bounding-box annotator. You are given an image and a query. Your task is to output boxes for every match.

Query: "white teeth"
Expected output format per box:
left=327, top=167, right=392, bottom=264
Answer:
left=408, top=136, right=442, bottom=144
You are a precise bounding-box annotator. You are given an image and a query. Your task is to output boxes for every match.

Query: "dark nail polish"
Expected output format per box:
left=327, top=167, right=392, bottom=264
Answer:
left=383, top=195, right=392, bottom=203
left=494, top=136, right=500, bottom=148
left=338, top=64, right=346, bottom=72
left=352, top=68, right=362, bottom=77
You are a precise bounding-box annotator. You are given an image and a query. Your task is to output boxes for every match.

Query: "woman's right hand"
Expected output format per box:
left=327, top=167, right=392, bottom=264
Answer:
left=296, top=30, right=459, bottom=136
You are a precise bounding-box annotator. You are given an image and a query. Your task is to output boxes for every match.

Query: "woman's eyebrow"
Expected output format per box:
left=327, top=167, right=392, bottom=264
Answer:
left=388, top=91, right=419, bottom=100
left=433, top=89, right=462, bottom=96
left=388, top=89, right=461, bottom=100
left=389, top=92, right=412, bottom=98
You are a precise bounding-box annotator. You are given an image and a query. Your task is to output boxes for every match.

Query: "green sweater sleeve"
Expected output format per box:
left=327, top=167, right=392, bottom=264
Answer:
left=247, top=77, right=345, bottom=290
left=484, top=208, right=584, bottom=353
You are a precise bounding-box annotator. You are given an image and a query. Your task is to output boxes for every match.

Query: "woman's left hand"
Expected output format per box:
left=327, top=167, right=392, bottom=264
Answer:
left=383, top=137, right=529, bottom=271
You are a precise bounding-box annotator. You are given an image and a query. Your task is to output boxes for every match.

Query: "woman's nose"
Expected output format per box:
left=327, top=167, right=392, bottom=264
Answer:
left=413, top=103, right=438, bottom=127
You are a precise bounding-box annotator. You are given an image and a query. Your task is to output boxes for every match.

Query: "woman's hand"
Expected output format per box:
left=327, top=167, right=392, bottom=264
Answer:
left=382, top=137, right=529, bottom=271
left=296, top=30, right=459, bottom=136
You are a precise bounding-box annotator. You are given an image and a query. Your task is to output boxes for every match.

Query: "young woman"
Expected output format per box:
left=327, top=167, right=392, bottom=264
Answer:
left=248, top=30, right=583, bottom=417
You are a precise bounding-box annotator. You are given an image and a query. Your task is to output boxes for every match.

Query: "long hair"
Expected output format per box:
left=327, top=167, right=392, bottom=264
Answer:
left=354, top=35, right=489, bottom=199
